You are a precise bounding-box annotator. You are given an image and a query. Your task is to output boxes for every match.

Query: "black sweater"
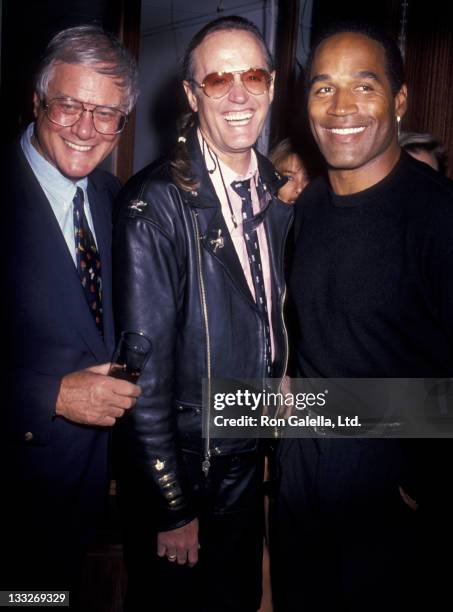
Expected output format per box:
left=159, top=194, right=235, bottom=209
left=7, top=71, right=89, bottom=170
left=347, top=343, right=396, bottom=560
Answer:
left=290, top=152, right=453, bottom=379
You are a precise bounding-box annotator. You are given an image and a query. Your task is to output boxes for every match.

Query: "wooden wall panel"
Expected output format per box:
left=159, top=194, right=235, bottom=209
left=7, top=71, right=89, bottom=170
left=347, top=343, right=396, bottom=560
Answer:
left=403, top=2, right=453, bottom=177
left=106, top=0, right=141, bottom=184
left=270, top=0, right=301, bottom=146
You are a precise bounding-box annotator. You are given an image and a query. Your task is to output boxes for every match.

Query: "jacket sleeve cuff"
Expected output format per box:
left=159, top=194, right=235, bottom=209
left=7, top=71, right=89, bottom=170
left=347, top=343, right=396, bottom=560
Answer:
left=150, top=457, right=197, bottom=531
left=6, top=369, right=61, bottom=445
left=157, top=507, right=198, bottom=532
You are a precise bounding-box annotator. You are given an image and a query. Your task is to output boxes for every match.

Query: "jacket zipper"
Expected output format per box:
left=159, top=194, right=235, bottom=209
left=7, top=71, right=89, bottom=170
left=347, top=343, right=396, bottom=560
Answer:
left=279, top=284, right=289, bottom=391
left=192, top=210, right=212, bottom=477
left=278, top=211, right=293, bottom=391
left=275, top=209, right=292, bottom=426
left=262, top=200, right=290, bottom=393
left=272, top=284, right=289, bottom=436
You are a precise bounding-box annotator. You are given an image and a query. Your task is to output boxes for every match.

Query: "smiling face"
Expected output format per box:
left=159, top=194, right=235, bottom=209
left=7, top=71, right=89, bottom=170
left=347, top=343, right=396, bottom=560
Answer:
left=183, top=29, right=275, bottom=173
left=308, top=32, right=407, bottom=192
left=33, top=62, right=126, bottom=179
left=277, top=154, right=310, bottom=204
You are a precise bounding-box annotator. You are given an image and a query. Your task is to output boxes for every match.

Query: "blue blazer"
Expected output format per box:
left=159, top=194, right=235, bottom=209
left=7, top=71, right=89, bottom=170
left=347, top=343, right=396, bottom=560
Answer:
left=3, top=144, right=120, bottom=505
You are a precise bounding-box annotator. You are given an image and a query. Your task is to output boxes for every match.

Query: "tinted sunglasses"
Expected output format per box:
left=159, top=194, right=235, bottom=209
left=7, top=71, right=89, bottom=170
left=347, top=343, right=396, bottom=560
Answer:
left=190, top=68, right=273, bottom=99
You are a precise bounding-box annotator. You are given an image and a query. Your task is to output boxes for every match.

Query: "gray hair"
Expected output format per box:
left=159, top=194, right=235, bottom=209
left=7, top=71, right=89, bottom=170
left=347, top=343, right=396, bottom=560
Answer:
left=399, top=131, right=448, bottom=176
left=35, top=25, right=139, bottom=113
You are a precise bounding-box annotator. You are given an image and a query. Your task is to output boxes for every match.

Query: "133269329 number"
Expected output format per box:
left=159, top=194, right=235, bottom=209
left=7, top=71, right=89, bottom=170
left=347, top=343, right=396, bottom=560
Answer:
left=0, top=591, right=68, bottom=606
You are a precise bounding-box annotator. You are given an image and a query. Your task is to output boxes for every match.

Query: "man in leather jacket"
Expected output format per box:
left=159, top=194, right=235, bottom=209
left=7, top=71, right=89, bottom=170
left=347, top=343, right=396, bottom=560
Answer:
left=113, top=15, right=292, bottom=612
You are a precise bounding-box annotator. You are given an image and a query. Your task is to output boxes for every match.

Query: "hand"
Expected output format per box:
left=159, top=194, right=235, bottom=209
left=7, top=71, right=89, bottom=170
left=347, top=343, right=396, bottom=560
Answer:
left=157, top=518, right=199, bottom=567
left=399, top=485, right=419, bottom=511
left=55, top=363, right=141, bottom=426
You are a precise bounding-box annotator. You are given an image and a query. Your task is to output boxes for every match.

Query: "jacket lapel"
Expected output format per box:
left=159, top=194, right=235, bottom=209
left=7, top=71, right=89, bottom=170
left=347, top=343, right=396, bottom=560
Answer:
left=184, top=131, right=291, bottom=308
left=264, top=195, right=293, bottom=289
left=183, top=133, right=256, bottom=305
left=87, top=176, right=115, bottom=356
left=17, top=150, right=109, bottom=362
left=199, top=207, right=256, bottom=305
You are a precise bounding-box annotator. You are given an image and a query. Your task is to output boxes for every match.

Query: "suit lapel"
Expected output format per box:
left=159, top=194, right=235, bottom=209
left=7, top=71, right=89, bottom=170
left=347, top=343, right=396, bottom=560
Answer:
left=87, top=179, right=115, bottom=356
left=17, top=152, right=109, bottom=362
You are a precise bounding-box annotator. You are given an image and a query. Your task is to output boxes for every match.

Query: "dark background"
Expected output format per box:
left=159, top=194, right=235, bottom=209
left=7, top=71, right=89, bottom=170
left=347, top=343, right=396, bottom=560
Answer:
left=1, top=0, right=452, bottom=180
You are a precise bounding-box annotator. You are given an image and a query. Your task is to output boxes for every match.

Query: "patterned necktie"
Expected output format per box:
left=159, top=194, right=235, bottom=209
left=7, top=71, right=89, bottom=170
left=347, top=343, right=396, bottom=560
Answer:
left=231, top=178, right=272, bottom=376
left=73, top=187, right=103, bottom=334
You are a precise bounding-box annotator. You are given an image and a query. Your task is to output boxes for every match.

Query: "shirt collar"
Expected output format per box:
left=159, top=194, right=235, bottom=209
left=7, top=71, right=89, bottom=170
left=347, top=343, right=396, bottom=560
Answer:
left=21, top=122, right=88, bottom=204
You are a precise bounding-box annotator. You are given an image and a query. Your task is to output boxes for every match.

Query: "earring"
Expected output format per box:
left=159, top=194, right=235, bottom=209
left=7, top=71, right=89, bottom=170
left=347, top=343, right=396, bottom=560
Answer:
left=396, top=115, right=401, bottom=136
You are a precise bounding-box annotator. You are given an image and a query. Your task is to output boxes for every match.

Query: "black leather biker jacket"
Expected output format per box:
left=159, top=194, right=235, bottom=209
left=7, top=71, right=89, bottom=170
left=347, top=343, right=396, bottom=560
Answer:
left=113, top=129, right=293, bottom=530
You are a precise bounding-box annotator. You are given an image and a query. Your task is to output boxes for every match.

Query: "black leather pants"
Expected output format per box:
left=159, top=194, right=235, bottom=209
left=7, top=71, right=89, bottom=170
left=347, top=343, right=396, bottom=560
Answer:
left=119, top=450, right=264, bottom=612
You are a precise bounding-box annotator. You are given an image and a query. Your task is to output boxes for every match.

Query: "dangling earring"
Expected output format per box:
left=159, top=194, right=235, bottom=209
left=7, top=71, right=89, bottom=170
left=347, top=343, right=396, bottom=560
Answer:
left=396, top=115, right=401, bottom=137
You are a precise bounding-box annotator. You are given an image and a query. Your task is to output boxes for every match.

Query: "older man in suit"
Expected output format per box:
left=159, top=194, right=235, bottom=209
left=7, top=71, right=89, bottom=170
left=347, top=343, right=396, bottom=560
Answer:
left=1, top=25, right=140, bottom=598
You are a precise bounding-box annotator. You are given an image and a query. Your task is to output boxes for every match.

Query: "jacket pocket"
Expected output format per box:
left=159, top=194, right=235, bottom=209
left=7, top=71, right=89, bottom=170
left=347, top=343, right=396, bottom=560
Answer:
left=175, top=401, right=203, bottom=454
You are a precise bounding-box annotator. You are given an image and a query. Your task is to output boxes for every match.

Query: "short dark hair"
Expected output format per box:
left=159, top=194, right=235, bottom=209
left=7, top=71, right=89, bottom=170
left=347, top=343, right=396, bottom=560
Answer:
left=306, top=20, right=405, bottom=96
left=182, top=15, right=274, bottom=82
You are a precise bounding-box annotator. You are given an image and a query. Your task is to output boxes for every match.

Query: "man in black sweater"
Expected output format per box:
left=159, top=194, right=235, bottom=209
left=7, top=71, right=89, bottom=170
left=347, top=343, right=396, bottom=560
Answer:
left=272, top=21, right=453, bottom=612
